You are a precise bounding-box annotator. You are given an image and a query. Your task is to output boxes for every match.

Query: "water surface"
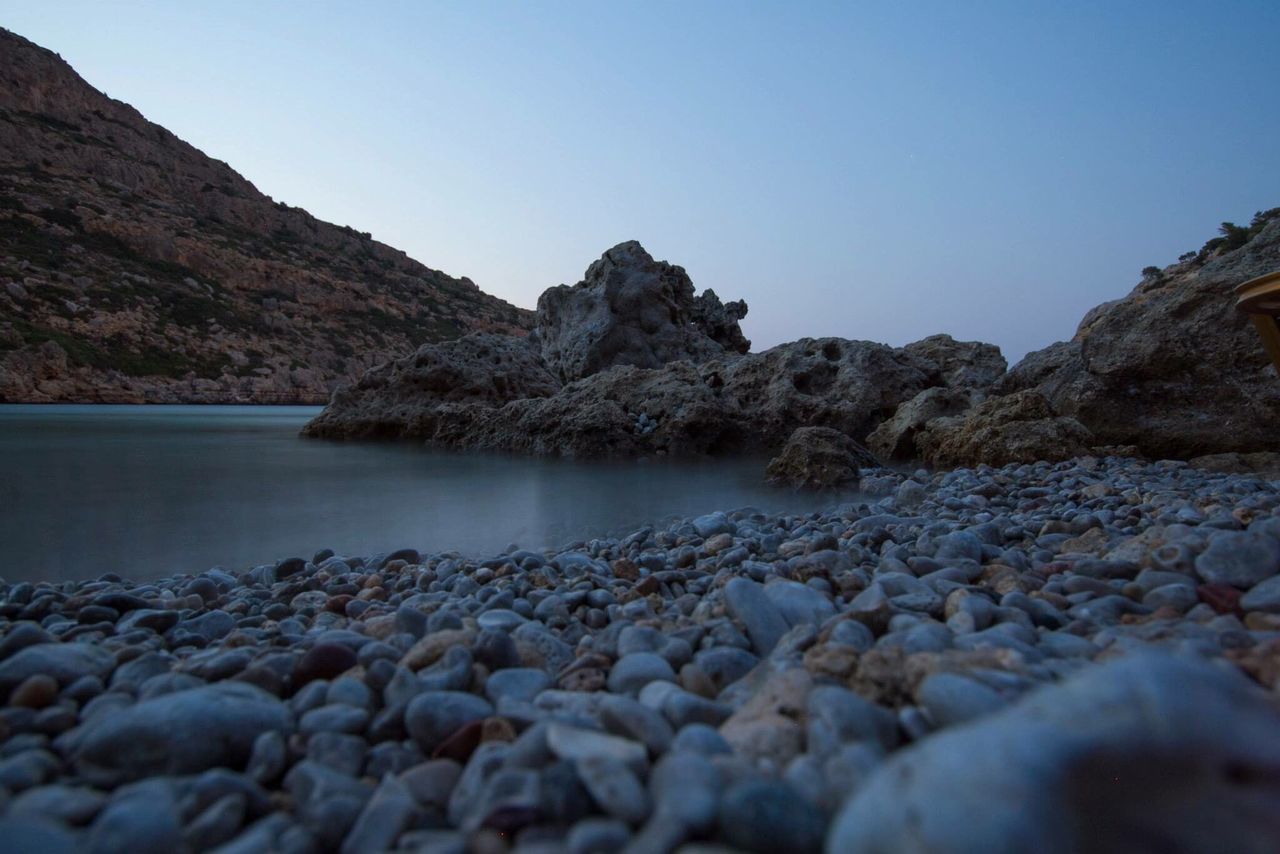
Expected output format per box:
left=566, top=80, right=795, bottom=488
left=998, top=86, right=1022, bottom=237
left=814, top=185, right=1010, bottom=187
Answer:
left=0, top=405, right=864, bottom=583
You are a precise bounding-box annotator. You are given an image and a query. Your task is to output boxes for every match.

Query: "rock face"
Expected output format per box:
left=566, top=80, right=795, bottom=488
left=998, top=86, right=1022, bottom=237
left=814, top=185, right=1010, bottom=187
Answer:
left=997, top=216, right=1280, bottom=459
left=0, top=28, right=530, bottom=404
left=534, top=242, right=748, bottom=383
left=765, top=427, right=876, bottom=490
left=828, top=652, right=1280, bottom=854
left=301, top=334, right=559, bottom=440
left=902, top=334, right=1007, bottom=392
left=715, top=337, right=937, bottom=446
left=866, top=386, right=974, bottom=461
left=915, top=390, right=1095, bottom=468
left=306, top=328, right=967, bottom=458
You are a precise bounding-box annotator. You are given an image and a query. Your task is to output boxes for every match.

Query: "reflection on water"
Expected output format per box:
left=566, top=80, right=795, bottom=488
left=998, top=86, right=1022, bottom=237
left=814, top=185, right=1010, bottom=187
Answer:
left=0, top=405, right=864, bottom=583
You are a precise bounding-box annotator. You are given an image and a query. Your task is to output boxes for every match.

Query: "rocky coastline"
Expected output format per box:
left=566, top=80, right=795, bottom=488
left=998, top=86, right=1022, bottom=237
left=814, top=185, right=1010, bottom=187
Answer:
left=304, top=214, right=1280, bottom=476
left=1, top=456, right=1279, bottom=851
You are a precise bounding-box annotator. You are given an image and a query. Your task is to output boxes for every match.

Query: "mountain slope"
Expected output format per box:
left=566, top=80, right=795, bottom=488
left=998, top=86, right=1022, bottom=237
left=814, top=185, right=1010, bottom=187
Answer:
left=0, top=28, right=531, bottom=403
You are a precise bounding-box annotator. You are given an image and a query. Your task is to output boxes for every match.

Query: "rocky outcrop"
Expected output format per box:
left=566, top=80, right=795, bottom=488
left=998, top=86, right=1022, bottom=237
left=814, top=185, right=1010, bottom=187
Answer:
left=300, top=334, right=559, bottom=440
left=306, top=329, right=958, bottom=458
left=534, top=242, right=748, bottom=383
left=765, top=427, right=877, bottom=490
left=691, top=289, right=751, bottom=355
left=915, top=390, right=1095, bottom=468
left=996, top=216, right=1280, bottom=458
left=0, top=29, right=530, bottom=404
left=305, top=239, right=1016, bottom=459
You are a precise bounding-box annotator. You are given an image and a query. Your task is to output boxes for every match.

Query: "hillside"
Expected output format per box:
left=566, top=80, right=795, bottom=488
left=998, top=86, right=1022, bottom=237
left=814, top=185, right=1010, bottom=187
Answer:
left=0, top=29, right=531, bottom=403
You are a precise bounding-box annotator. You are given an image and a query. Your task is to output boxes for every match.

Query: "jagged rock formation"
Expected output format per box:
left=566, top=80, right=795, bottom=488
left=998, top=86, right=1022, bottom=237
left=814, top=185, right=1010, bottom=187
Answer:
left=0, top=28, right=530, bottom=403
left=764, top=427, right=877, bottom=490
left=995, top=215, right=1280, bottom=459
left=534, top=242, right=748, bottom=383
left=306, top=241, right=1005, bottom=459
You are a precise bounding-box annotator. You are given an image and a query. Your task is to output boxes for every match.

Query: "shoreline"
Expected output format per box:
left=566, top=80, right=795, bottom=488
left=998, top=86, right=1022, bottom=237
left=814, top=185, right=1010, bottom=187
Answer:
left=1, top=455, right=1279, bottom=850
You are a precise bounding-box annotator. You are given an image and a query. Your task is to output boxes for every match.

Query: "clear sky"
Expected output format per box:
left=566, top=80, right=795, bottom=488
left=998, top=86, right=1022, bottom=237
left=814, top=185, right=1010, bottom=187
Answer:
left=4, top=1, right=1279, bottom=363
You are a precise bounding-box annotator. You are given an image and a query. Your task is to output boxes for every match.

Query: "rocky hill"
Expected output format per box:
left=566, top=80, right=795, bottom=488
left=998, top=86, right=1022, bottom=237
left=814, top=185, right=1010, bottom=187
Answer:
left=0, top=29, right=531, bottom=403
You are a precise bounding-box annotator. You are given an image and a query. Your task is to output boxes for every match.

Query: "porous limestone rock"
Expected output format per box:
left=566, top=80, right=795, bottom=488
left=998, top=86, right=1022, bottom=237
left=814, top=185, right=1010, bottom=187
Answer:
left=534, top=241, right=746, bottom=383
left=915, top=390, right=1095, bottom=468
left=765, top=427, right=878, bottom=490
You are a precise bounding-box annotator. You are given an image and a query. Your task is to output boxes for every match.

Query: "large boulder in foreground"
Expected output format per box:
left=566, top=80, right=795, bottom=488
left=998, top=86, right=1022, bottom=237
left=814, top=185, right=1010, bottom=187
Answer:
left=302, top=333, right=560, bottom=439
left=997, top=217, right=1280, bottom=459
left=915, top=390, right=1094, bottom=468
left=765, top=427, right=877, bottom=490
left=829, top=651, right=1280, bottom=854
left=534, top=241, right=749, bottom=383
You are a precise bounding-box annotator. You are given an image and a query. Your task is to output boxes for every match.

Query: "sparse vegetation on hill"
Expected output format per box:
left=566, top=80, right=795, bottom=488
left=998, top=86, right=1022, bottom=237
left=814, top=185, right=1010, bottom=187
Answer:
left=0, top=28, right=531, bottom=403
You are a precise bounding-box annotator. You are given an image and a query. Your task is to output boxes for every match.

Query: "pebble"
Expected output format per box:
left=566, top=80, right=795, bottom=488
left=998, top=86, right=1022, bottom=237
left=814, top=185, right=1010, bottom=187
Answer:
left=0, top=456, right=1274, bottom=851
left=606, top=652, right=676, bottom=695
left=405, top=691, right=493, bottom=753
left=718, top=779, right=825, bottom=854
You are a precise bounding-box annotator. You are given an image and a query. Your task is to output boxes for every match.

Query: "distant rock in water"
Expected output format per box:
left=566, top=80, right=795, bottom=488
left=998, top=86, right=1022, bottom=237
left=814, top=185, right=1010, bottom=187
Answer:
left=305, top=238, right=1006, bottom=458
left=534, top=241, right=749, bottom=383
left=765, top=427, right=877, bottom=490
left=301, top=334, right=559, bottom=441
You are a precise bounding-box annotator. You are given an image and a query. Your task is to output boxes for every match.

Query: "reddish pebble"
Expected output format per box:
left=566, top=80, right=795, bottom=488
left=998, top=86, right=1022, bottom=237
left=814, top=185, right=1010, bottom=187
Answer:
left=1198, top=583, right=1243, bottom=615
left=10, top=674, right=59, bottom=709
left=432, top=718, right=483, bottom=762
left=325, top=595, right=353, bottom=614
left=294, top=642, right=357, bottom=687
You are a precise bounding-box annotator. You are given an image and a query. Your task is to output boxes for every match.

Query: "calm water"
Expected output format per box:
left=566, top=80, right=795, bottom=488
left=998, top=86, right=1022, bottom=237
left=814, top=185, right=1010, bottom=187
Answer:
left=0, top=405, right=863, bottom=583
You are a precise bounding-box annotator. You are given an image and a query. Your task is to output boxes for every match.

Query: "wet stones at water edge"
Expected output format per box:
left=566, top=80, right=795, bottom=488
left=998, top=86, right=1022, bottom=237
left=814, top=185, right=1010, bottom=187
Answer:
left=0, top=456, right=1279, bottom=851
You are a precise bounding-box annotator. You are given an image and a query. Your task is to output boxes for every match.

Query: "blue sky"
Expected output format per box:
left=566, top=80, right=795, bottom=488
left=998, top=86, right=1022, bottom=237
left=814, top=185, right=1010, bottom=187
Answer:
left=4, top=1, right=1279, bottom=362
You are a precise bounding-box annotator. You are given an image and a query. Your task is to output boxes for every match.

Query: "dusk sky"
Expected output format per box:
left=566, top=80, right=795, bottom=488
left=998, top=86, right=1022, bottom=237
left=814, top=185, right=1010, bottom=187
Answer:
left=5, top=0, right=1279, bottom=362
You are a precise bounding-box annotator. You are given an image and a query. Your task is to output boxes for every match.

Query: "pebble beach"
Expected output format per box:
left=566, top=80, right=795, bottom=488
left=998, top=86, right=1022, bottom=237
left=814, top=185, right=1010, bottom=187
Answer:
left=1, top=455, right=1279, bottom=852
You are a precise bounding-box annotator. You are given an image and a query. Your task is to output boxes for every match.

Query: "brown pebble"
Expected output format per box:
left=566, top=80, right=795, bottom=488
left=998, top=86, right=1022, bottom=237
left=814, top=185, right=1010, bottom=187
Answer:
left=481, top=716, right=516, bottom=743
left=679, top=663, right=716, bottom=698
left=10, top=674, right=59, bottom=709
left=611, top=558, right=640, bottom=582
left=432, top=718, right=483, bottom=763
left=325, top=595, right=353, bottom=614
left=294, top=642, right=358, bottom=687
left=1198, top=583, right=1243, bottom=616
